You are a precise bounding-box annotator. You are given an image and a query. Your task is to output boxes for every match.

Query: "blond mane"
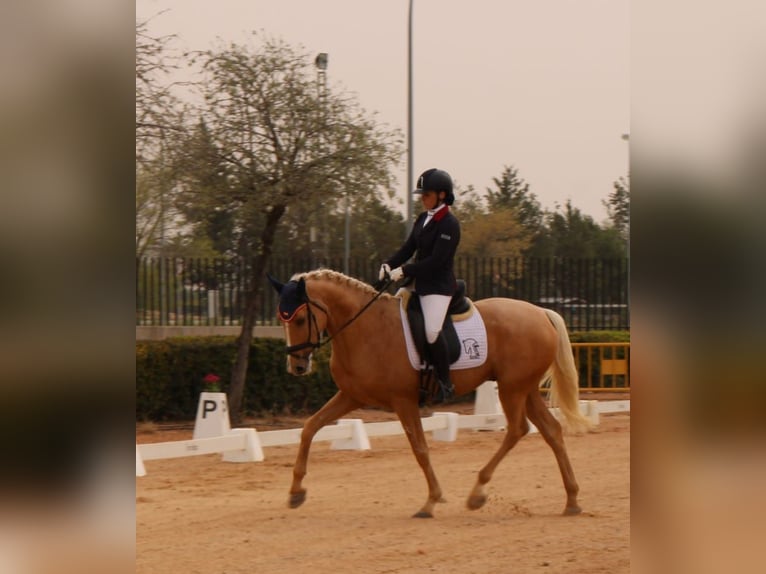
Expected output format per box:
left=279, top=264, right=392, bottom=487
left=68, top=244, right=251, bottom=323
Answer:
left=291, top=268, right=393, bottom=300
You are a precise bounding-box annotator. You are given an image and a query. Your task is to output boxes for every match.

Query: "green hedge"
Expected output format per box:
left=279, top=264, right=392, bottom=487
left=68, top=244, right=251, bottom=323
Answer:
left=569, top=331, right=630, bottom=343
left=136, top=336, right=336, bottom=421
left=136, top=330, right=629, bottom=421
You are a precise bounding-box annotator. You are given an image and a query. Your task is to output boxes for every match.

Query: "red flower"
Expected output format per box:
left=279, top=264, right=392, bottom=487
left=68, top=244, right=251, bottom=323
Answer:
left=203, top=373, right=221, bottom=384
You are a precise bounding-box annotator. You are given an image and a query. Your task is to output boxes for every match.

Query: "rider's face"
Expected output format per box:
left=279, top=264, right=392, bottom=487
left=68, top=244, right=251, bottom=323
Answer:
left=420, top=190, right=441, bottom=210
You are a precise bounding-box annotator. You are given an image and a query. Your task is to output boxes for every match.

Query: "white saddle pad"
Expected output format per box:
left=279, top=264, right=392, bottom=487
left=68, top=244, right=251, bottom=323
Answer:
left=396, top=291, right=488, bottom=371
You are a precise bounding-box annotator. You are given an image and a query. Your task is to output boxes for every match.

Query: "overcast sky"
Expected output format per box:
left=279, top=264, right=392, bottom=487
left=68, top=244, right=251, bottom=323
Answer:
left=137, top=0, right=630, bottom=222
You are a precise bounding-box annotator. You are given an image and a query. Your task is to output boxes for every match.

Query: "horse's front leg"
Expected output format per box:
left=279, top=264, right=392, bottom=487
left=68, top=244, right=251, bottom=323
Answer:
left=393, top=398, right=445, bottom=518
left=289, top=390, right=361, bottom=509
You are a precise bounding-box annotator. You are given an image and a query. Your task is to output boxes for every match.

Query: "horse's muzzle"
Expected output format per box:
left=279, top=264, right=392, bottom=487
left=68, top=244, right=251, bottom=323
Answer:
left=287, top=354, right=313, bottom=376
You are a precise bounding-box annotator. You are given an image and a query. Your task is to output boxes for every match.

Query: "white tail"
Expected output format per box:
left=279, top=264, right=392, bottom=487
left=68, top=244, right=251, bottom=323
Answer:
left=543, top=309, right=593, bottom=433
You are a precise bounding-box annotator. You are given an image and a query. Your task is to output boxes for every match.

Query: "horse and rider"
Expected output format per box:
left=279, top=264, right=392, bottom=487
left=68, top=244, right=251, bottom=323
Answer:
left=268, top=168, right=591, bottom=518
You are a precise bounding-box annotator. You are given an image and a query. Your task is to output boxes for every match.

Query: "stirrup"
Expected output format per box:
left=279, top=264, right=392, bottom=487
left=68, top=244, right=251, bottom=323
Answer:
left=432, top=379, right=454, bottom=405
left=418, top=386, right=430, bottom=408
left=418, top=369, right=443, bottom=407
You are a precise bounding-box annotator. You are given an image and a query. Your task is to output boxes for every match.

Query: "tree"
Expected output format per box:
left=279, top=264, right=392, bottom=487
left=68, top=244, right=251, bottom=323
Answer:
left=452, top=184, right=485, bottom=222
left=268, top=184, right=406, bottom=268
left=460, top=209, right=531, bottom=259
left=170, top=118, right=240, bottom=257
left=135, top=18, right=183, bottom=162
left=136, top=19, right=188, bottom=257
left=483, top=165, right=550, bottom=257
left=545, top=200, right=603, bottom=258
left=136, top=162, right=171, bottom=257
left=335, top=194, right=406, bottom=263
left=180, top=36, right=402, bottom=421
left=604, top=175, right=630, bottom=245
left=486, top=166, right=544, bottom=234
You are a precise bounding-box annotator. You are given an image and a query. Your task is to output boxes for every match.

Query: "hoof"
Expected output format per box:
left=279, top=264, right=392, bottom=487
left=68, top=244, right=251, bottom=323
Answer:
left=563, top=505, right=582, bottom=516
left=288, top=490, right=306, bottom=509
left=412, top=511, right=433, bottom=519
left=467, top=494, right=487, bottom=510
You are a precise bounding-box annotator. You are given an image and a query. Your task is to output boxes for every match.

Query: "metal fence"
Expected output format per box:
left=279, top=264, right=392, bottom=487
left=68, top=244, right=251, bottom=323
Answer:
left=571, top=342, right=630, bottom=391
left=136, top=256, right=629, bottom=331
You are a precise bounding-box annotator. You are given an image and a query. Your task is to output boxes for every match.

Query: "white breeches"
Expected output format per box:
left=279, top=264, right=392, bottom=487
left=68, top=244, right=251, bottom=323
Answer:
left=420, top=294, right=452, bottom=344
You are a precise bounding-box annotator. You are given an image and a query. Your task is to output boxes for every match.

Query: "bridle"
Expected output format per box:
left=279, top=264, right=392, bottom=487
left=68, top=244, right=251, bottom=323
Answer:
left=282, top=298, right=328, bottom=359
left=280, top=279, right=393, bottom=359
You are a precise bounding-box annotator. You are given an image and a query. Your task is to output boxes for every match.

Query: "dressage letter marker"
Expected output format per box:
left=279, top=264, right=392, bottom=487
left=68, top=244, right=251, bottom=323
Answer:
left=193, top=392, right=232, bottom=439
left=202, top=400, right=217, bottom=417
left=136, top=445, right=146, bottom=477
left=473, top=381, right=506, bottom=431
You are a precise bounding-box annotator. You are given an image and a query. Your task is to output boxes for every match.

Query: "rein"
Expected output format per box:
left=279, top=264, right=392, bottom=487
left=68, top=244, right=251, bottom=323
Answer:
left=285, top=279, right=393, bottom=357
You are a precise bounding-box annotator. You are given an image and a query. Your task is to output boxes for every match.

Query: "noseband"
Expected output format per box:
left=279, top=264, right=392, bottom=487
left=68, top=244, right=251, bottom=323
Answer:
left=282, top=298, right=327, bottom=358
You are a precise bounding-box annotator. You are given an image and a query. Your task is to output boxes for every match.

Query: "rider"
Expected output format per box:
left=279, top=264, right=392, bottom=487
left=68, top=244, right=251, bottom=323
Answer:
left=379, top=168, right=461, bottom=404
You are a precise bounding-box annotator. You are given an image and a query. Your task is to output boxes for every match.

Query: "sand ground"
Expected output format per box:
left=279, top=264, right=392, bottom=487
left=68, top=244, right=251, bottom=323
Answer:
left=137, top=406, right=629, bottom=574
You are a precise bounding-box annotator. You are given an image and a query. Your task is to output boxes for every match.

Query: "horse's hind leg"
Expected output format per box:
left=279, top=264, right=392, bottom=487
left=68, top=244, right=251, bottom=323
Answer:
left=467, top=387, right=529, bottom=511
left=525, top=391, right=581, bottom=515
left=392, top=398, right=445, bottom=518
left=289, top=390, right=361, bottom=509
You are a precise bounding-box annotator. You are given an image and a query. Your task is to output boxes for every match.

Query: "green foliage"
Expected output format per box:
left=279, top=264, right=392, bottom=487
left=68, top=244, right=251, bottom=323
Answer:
left=569, top=331, right=630, bottom=343
left=485, top=165, right=544, bottom=234
left=452, top=184, right=484, bottom=220
left=136, top=339, right=175, bottom=420
left=171, top=119, right=238, bottom=257
left=604, top=176, right=630, bottom=243
left=529, top=199, right=627, bottom=259
left=474, top=166, right=630, bottom=261
left=155, top=36, right=405, bottom=418
left=136, top=336, right=337, bottom=421
left=272, top=192, right=407, bottom=264
left=136, top=331, right=629, bottom=421
left=459, top=209, right=530, bottom=260
left=136, top=20, right=630, bottom=267
left=165, top=37, right=404, bottom=261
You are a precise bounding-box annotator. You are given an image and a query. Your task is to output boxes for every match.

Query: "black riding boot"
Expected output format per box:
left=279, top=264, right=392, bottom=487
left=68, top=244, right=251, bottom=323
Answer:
left=427, top=333, right=454, bottom=404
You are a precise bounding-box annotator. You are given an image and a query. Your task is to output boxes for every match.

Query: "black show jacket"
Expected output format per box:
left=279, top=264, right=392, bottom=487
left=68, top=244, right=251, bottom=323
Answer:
left=385, top=206, right=461, bottom=296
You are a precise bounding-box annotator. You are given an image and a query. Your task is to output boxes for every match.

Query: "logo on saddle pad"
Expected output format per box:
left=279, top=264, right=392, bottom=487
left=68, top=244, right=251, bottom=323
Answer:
left=462, top=338, right=480, bottom=360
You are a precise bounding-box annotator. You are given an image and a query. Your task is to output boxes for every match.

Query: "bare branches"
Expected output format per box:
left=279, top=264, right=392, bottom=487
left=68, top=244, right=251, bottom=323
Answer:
left=135, top=19, right=184, bottom=161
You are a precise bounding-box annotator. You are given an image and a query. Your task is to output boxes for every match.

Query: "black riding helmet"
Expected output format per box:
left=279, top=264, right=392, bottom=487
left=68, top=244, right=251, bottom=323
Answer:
left=413, top=168, right=454, bottom=205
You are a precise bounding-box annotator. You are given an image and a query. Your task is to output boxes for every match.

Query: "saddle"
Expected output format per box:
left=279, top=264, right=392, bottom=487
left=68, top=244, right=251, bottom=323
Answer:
left=401, top=280, right=473, bottom=367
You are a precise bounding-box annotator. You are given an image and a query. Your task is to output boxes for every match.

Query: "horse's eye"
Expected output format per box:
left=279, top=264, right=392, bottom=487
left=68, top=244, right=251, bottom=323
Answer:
left=295, top=317, right=306, bottom=327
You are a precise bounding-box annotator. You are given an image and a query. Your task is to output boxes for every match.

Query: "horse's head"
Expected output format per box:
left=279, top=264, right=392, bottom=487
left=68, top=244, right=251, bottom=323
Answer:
left=268, top=274, right=328, bottom=376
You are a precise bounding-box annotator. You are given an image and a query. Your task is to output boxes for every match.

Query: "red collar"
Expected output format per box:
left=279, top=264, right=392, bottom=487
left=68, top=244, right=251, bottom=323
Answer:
left=432, top=205, right=449, bottom=222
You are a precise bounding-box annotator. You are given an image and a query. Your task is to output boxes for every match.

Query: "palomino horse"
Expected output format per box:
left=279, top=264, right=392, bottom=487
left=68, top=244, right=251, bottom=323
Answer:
left=268, top=269, right=591, bottom=518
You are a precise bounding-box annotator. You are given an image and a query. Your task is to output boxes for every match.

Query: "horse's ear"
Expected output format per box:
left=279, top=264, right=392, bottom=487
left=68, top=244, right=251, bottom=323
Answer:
left=296, top=277, right=307, bottom=299
left=266, top=273, right=284, bottom=294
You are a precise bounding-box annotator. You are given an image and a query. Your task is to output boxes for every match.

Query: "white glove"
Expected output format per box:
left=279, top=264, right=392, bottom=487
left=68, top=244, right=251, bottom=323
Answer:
left=389, top=267, right=404, bottom=282
left=378, top=263, right=391, bottom=281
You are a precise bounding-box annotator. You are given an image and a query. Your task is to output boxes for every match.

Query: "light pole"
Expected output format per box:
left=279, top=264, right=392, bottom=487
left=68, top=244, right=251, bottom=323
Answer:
left=344, top=176, right=351, bottom=275
left=621, top=133, right=630, bottom=326
left=314, top=53, right=328, bottom=96
left=313, top=53, right=328, bottom=268
left=406, top=0, right=414, bottom=238
left=316, top=53, right=351, bottom=274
